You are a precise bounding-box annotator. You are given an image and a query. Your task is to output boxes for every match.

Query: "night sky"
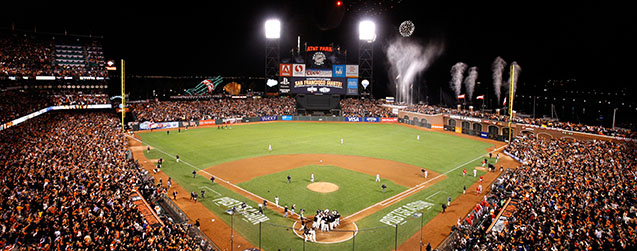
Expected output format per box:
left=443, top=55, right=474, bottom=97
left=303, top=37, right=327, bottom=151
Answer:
left=2, top=0, right=635, bottom=93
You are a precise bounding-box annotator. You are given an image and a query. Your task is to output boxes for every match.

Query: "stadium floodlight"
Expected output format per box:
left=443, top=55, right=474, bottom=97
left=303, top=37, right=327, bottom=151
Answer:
left=359, top=20, right=376, bottom=42
left=265, top=19, right=281, bottom=39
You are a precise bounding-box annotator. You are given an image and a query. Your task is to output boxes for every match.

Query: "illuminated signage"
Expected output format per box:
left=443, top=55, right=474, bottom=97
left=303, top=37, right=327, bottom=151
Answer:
left=306, top=46, right=333, bottom=52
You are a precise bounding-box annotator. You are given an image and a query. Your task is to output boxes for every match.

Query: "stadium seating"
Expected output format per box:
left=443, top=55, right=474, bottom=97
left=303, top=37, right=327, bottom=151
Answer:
left=446, top=135, right=636, bottom=250
left=0, top=33, right=107, bottom=78
left=0, top=112, right=209, bottom=250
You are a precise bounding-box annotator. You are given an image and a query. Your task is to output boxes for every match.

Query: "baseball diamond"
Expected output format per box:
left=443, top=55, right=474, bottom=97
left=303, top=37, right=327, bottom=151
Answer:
left=137, top=121, right=499, bottom=250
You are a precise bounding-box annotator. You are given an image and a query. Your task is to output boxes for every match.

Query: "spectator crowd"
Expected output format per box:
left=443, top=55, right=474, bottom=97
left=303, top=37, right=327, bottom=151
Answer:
left=132, top=97, right=296, bottom=122
left=340, top=98, right=394, bottom=118
left=132, top=97, right=398, bottom=122
left=0, top=112, right=208, bottom=250
left=449, top=136, right=636, bottom=250
left=1, top=34, right=108, bottom=78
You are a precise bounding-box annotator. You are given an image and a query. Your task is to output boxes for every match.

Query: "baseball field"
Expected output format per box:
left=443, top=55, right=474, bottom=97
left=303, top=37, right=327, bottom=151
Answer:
left=138, top=122, right=498, bottom=250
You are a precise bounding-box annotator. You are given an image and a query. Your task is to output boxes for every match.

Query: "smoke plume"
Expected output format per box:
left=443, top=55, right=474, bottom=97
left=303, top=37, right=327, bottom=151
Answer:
left=504, top=61, right=522, bottom=96
left=386, top=38, right=444, bottom=104
left=450, top=62, right=467, bottom=97
left=491, top=56, right=507, bottom=102
left=463, top=66, right=478, bottom=101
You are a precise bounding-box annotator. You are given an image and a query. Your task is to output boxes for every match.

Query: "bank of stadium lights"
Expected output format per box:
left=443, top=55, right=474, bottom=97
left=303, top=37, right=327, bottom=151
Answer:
left=265, top=19, right=281, bottom=39
left=359, top=20, right=376, bottom=42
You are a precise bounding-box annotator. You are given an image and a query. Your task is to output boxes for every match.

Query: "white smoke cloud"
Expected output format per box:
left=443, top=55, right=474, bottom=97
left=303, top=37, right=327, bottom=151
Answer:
left=491, top=56, right=507, bottom=102
left=504, top=61, right=522, bottom=96
left=463, top=66, right=478, bottom=101
left=386, top=38, right=444, bottom=104
left=450, top=62, right=467, bottom=97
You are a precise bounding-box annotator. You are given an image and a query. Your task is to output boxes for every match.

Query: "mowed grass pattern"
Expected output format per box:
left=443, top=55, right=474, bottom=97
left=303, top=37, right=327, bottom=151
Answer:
left=140, top=122, right=491, bottom=174
left=238, top=165, right=408, bottom=216
left=139, top=122, right=495, bottom=250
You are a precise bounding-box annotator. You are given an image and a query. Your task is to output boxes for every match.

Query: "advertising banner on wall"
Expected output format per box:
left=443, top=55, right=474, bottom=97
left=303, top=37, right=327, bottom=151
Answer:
left=480, top=132, right=489, bottom=138
left=455, top=127, right=462, bottom=133
left=180, top=121, right=199, bottom=127
left=290, top=77, right=346, bottom=94
left=279, top=64, right=292, bottom=76
left=281, top=115, right=293, bottom=121
left=305, top=69, right=333, bottom=77
left=346, top=117, right=361, bottom=122
left=260, top=116, right=278, bottom=121
left=279, top=77, right=291, bottom=94
left=199, top=120, right=216, bottom=126
left=292, top=64, right=306, bottom=77
left=332, top=65, right=345, bottom=78
left=347, top=78, right=358, bottom=95
left=381, top=117, right=398, bottom=122
left=346, top=65, right=359, bottom=78
left=139, top=121, right=179, bottom=130
left=364, top=117, right=380, bottom=122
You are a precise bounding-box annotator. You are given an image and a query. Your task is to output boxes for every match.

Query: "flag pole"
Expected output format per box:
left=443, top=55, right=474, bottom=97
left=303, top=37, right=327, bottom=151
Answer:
left=507, top=64, right=515, bottom=143
left=121, top=59, right=126, bottom=133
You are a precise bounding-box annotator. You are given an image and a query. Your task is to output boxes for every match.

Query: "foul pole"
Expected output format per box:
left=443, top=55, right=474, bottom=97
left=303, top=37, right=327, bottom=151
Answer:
left=121, top=59, right=126, bottom=132
left=507, top=64, right=515, bottom=143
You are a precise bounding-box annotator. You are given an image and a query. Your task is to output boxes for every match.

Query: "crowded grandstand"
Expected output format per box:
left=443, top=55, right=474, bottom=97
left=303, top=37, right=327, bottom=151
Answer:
left=1, top=3, right=635, bottom=249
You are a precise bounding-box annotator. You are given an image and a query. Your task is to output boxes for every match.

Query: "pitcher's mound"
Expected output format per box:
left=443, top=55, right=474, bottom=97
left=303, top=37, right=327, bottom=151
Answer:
left=307, top=182, right=339, bottom=193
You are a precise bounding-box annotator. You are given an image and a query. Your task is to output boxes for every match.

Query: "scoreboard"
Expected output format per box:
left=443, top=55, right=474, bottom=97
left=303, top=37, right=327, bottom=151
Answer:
left=279, top=45, right=359, bottom=95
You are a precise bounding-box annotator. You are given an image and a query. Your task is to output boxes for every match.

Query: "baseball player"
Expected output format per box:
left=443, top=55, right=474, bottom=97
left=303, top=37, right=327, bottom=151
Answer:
left=381, top=184, right=387, bottom=193
left=192, top=170, right=197, bottom=178
left=473, top=168, right=477, bottom=177
left=477, top=184, right=483, bottom=194
left=311, top=172, right=315, bottom=182
left=275, top=196, right=279, bottom=206
left=210, top=176, right=215, bottom=184
left=287, top=174, right=291, bottom=184
left=417, top=135, right=420, bottom=141
left=284, top=205, right=289, bottom=217
left=496, top=153, right=500, bottom=163
left=340, top=138, right=343, bottom=144
left=462, top=169, right=467, bottom=177
left=463, top=185, right=466, bottom=194
left=146, top=146, right=150, bottom=153
left=201, top=189, right=205, bottom=199
left=376, top=173, right=381, bottom=182
left=425, top=169, right=428, bottom=178
left=268, top=144, right=272, bottom=151
left=173, top=190, right=177, bottom=200
left=309, top=228, right=316, bottom=242
left=304, top=228, right=311, bottom=242
left=176, top=154, right=180, bottom=162
left=447, top=195, right=451, bottom=206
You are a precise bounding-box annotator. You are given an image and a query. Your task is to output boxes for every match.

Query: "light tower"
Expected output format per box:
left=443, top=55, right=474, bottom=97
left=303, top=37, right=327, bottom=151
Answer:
left=265, top=19, right=281, bottom=94
left=359, top=20, right=375, bottom=99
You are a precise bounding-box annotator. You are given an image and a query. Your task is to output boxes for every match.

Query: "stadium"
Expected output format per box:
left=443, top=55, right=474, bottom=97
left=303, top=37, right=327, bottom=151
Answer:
left=1, top=1, right=635, bottom=251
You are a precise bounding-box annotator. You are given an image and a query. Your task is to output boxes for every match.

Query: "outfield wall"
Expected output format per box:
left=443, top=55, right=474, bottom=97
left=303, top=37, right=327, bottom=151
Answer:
left=131, top=112, right=634, bottom=143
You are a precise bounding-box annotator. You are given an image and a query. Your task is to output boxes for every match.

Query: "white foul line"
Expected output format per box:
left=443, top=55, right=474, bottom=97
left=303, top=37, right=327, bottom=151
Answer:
left=344, top=144, right=507, bottom=220
left=129, top=135, right=284, bottom=210
left=425, top=191, right=443, bottom=201
left=201, top=186, right=223, bottom=198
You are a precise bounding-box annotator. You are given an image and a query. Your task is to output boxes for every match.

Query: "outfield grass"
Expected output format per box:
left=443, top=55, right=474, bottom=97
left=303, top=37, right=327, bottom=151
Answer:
left=239, top=165, right=408, bottom=216
left=139, top=122, right=495, bottom=250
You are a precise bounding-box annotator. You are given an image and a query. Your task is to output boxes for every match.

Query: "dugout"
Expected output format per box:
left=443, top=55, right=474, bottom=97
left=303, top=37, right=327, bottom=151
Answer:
left=296, top=94, right=341, bottom=116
